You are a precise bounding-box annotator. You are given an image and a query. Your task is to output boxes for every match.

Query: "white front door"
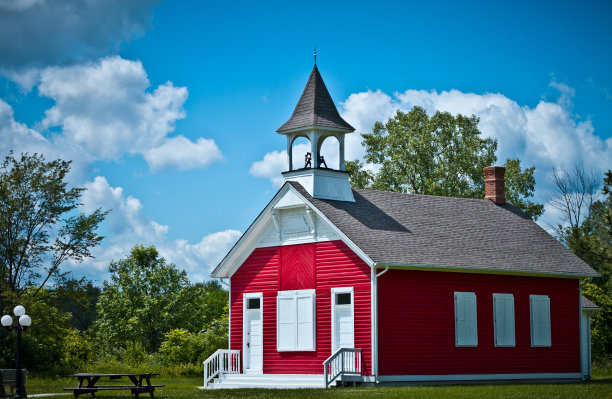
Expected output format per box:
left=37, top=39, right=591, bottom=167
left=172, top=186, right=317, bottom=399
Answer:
left=244, top=295, right=263, bottom=372
left=332, top=289, right=354, bottom=353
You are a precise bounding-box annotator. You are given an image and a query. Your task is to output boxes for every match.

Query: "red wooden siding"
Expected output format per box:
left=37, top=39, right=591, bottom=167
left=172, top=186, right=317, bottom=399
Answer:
left=230, top=240, right=372, bottom=375
left=378, top=270, right=580, bottom=375
left=280, top=244, right=314, bottom=290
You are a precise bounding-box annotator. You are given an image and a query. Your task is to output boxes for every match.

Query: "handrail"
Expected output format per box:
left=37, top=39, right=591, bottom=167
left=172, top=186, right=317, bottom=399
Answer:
left=203, top=349, right=241, bottom=388
left=322, top=348, right=361, bottom=388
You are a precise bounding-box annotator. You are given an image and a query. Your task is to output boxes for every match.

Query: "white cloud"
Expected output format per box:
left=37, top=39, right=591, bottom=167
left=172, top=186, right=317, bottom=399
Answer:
left=81, top=176, right=167, bottom=242
left=549, top=82, right=575, bottom=109
left=0, top=98, right=49, bottom=153
left=0, top=0, right=161, bottom=71
left=249, top=149, right=288, bottom=186
left=0, top=56, right=222, bottom=174
left=39, top=57, right=188, bottom=160
left=144, top=136, right=223, bottom=172
left=77, top=176, right=241, bottom=282
left=340, top=90, right=397, bottom=161
left=165, top=230, right=242, bottom=282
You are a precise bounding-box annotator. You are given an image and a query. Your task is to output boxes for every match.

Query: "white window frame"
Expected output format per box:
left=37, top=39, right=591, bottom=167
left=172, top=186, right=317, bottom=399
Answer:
left=242, top=292, right=263, bottom=370
left=276, top=289, right=316, bottom=352
left=331, top=287, right=354, bottom=353
left=454, top=292, right=478, bottom=347
left=530, top=294, right=551, bottom=347
left=493, top=293, right=515, bottom=347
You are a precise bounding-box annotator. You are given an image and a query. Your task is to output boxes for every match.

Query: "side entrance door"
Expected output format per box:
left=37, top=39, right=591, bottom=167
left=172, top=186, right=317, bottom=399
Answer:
left=244, top=294, right=263, bottom=373
left=332, top=287, right=354, bottom=353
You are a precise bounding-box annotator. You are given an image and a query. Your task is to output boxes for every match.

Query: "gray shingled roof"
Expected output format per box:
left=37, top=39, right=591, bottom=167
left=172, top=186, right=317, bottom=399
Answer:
left=288, top=182, right=596, bottom=276
left=582, top=296, right=599, bottom=309
left=277, top=65, right=355, bottom=133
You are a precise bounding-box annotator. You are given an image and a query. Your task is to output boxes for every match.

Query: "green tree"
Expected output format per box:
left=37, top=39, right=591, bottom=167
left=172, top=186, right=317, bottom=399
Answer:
left=159, top=303, right=229, bottom=366
left=503, top=158, right=545, bottom=220
left=347, top=107, right=543, bottom=219
left=0, top=287, right=80, bottom=371
left=0, top=152, right=108, bottom=312
left=94, top=245, right=212, bottom=353
left=582, top=282, right=612, bottom=360
left=51, top=275, right=100, bottom=331
left=185, top=280, right=229, bottom=328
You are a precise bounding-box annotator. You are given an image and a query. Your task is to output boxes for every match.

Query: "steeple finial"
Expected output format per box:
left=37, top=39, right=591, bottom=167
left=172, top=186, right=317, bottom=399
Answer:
left=314, top=47, right=317, bottom=65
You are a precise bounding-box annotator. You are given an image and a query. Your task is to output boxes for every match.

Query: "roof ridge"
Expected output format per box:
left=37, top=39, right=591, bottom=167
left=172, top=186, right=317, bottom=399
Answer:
left=352, top=187, right=513, bottom=204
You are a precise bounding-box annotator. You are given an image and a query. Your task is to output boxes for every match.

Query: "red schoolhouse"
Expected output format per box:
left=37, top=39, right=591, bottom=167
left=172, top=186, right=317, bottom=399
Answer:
left=205, top=66, right=598, bottom=388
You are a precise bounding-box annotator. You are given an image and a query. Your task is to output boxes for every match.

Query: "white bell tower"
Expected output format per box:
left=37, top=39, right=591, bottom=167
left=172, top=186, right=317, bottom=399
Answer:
left=277, top=65, right=355, bottom=202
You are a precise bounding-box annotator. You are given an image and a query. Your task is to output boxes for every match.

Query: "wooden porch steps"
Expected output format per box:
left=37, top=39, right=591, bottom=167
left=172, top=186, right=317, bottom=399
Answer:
left=207, top=374, right=325, bottom=389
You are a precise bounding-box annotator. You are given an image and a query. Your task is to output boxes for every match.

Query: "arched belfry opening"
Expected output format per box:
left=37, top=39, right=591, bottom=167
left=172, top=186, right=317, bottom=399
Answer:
left=277, top=65, right=355, bottom=202
left=289, top=135, right=311, bottom=170
left=317, top=134, right=343, bottom=170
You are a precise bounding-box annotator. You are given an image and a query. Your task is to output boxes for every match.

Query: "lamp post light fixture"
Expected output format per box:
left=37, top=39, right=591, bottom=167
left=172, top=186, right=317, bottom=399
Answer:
left=2, top=305, right=32, bottom=398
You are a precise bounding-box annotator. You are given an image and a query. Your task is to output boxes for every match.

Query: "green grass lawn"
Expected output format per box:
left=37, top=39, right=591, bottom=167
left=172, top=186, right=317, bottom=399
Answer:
left=26, top=373, right=612, bottom=399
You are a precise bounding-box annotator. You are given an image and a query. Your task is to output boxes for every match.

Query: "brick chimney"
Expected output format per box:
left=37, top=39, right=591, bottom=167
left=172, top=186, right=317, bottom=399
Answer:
left=483, top=166, right=506, bottom=205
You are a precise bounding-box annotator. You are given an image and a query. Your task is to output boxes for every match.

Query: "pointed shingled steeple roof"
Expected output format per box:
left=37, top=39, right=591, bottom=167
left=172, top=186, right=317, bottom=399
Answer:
left=277, top=65, right=355, bottom=133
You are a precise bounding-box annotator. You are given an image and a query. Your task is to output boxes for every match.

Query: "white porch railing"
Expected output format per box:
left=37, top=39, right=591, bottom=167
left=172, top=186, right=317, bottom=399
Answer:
left=203, top=349, right=241, bottom=388
left=322, top=348, right=362, bottom=388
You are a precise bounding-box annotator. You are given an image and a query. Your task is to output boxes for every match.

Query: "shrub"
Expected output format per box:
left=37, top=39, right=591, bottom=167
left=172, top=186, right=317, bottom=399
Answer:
left=62, top=329, right=93, bottom=370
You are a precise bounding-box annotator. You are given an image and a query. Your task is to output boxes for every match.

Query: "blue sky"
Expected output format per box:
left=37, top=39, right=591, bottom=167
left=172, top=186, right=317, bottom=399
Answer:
left=1, top=0, right=611, bottom=283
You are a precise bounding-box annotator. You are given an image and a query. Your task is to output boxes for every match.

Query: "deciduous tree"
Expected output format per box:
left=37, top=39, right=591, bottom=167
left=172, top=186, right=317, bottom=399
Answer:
left=0, top=152, right=107, bottom=312
left=552, top=168, right=612, bottom=359
left=347, top=107, right=543, bottom=219
left=94, top=245, right=227, bottom=353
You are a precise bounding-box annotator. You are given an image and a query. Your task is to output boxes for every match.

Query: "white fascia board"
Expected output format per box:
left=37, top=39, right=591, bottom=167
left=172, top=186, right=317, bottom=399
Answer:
left=377, top=373, right=582, bottom=382
left=372, top=262, right=598, bottom=278
left=211, top=184, right=293, bottom=278
left=211, top=183, right=374, bottom=279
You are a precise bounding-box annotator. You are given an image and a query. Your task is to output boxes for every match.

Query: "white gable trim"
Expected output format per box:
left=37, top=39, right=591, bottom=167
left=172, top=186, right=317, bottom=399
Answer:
left=210, top=183, right=374, bottom=279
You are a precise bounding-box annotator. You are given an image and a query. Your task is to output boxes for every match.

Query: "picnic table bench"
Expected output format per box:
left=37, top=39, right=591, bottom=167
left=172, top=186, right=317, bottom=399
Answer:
left=0, top=369, right=26, bottom=399
left=64, top=373, right=163, bottom=398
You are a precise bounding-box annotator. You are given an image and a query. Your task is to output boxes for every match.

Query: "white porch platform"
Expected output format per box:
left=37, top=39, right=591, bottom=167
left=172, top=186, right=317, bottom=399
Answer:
left=202, top=373, right=326, bottom=389
left=202, top=348, right=363, bottom=389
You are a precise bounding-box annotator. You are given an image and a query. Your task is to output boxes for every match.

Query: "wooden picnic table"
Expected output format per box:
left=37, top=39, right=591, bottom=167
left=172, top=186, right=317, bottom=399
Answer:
left=64, top=373, right=163, bottom=398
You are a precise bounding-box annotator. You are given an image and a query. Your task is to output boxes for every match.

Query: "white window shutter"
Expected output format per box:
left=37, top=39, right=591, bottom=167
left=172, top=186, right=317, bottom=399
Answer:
left=494, top=294, right=515, bottom=347
left=455, top=292, right=478, bottom=347
left=277, top=290, right=315, bottom=351
left=531, top=295, right=551, bottom=347
left=277, top=295, right=296, bottom=351
left=296, top=294, right=314, bottom=350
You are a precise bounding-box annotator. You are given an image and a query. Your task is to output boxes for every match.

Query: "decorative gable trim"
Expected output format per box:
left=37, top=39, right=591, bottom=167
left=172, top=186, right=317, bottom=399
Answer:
left=210, top=183, right=374, bottom=279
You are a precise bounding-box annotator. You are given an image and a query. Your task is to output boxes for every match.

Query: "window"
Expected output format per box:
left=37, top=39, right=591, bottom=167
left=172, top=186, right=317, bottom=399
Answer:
left=336, top=293, right=351, bottom=305
left=247, top=297, right=260, bottom=309
left=455, top=292, right=478, bottom=347
left=530, top=295, right=551, bottom=347
left=493, top=293, right=515, bottom=347
left=277, top=289, right=315, bottom=351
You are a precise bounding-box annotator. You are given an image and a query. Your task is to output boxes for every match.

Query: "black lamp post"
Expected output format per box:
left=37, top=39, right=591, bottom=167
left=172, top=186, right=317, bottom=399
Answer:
left=1, top=305, right=32, bottom=398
